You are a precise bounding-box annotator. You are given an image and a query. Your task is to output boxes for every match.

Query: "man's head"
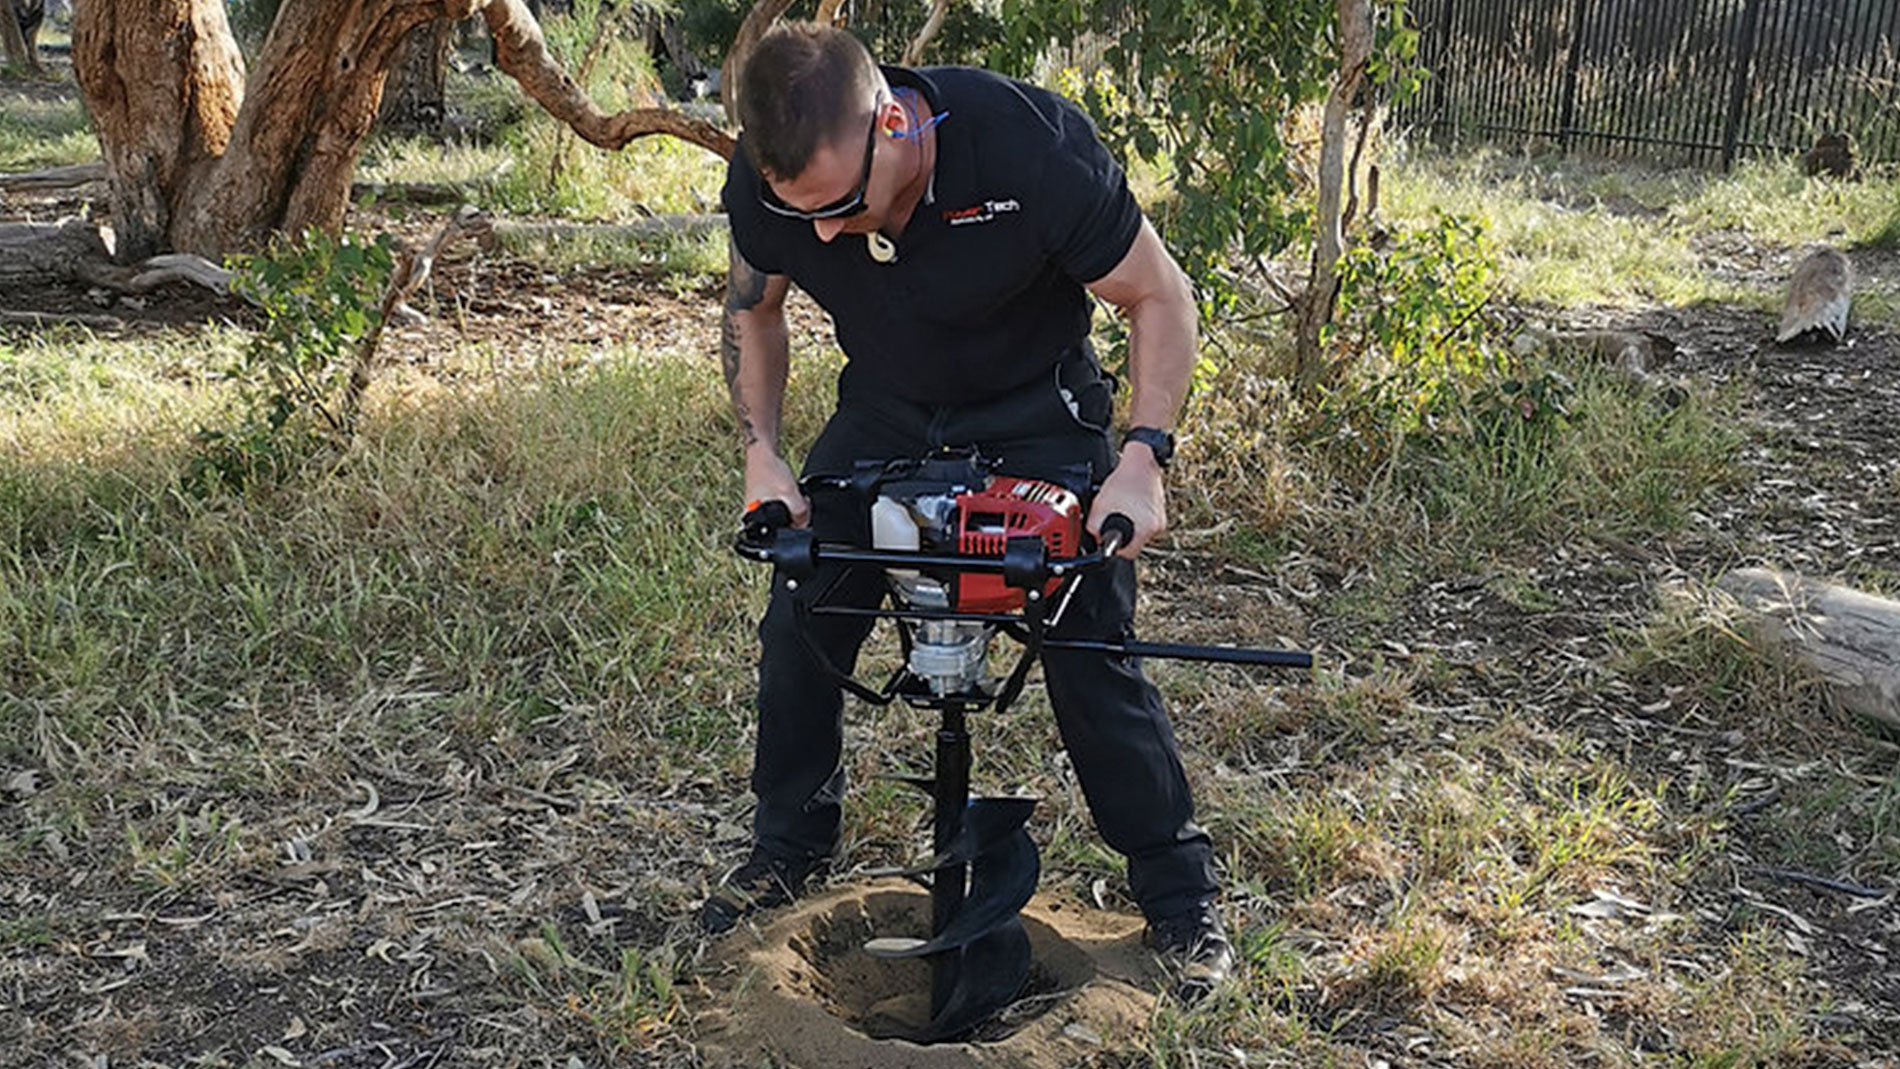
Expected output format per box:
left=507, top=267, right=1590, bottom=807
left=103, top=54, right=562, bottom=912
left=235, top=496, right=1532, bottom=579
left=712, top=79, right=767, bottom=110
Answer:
left=738, top=24, right=882, bottom=183
left=739, top=24, right=903, bottom=240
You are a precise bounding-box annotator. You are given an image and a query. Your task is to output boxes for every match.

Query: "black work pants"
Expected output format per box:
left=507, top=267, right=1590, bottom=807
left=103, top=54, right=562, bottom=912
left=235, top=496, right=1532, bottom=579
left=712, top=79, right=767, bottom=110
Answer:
left=749, top=349, right=1218, bottom=923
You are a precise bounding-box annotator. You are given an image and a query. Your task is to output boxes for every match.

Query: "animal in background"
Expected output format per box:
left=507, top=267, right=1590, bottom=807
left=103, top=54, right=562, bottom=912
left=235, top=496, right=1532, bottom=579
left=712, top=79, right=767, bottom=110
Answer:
left=1777, top=246, right=1853, bottom=347
left=1803, top=132, right=1856, bottom=178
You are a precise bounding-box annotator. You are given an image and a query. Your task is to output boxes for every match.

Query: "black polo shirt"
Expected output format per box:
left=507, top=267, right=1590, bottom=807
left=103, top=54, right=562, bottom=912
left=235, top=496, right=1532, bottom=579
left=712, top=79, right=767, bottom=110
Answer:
left=723, top=66, right=1144, bottom=406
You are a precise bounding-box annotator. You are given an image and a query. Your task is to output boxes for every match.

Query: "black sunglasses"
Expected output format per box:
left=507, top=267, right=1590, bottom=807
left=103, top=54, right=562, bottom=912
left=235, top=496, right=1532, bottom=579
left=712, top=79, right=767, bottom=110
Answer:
left=758, top=95, right=885, bottom=221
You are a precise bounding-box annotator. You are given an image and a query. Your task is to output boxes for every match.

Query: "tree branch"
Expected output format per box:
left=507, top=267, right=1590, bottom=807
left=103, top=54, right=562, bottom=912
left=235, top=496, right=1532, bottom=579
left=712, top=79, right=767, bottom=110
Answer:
left=480, top=0, right=735, bottom=159
left=813, top=0, right=848, bottom=27
left=903, top=0, right=954, bottom=66
left=340, top=207, right=490, bottom=434
left=718, top=0, right=800, bottom=124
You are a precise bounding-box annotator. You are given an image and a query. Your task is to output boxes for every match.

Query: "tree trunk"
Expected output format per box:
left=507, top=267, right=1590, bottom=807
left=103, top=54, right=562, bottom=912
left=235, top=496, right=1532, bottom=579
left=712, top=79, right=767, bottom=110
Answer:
left=72, top=0, right=246, bottom=263
left=380, top=19, right=454, bottom=134
left=1294, top=0, right=1373, bottom=390
left=658, top=15, right=706, bottom=81
left=3, top=0, right=41, bottom=73
left=68, top=0, right=733, bottom=265
left=1718, top=567, right=1900, bottom=733
left=178, top=0, right=456, bottom=256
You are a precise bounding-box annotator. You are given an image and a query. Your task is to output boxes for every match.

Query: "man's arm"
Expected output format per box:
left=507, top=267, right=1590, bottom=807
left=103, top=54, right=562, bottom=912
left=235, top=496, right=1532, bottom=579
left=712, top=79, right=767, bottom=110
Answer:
left=721, top=236, right=808, bottom=524
left=1082, top=217, right=1198, bottom=558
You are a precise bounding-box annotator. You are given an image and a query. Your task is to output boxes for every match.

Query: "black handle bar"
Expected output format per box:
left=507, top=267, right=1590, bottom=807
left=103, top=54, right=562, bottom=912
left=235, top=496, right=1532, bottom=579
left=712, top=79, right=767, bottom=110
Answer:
left=733, top=503, right=1313, bottom=673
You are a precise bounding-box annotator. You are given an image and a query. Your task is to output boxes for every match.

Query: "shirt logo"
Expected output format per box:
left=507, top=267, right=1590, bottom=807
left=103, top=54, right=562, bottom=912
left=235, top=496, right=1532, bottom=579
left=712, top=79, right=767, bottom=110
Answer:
left=942, top=199, right=1021, bottom=227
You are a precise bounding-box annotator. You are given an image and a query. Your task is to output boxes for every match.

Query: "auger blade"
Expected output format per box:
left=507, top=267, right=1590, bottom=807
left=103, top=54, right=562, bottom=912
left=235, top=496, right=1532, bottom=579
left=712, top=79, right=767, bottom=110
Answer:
left=913, top=918, right=1032, bottom=1042
left=879, top=771, right=935, bottom=794
left=864, top=820, right=1038, bottom=958
left=863, top=796, right=1038, bottom=880
left=930, top=797, right=1036, bottom=870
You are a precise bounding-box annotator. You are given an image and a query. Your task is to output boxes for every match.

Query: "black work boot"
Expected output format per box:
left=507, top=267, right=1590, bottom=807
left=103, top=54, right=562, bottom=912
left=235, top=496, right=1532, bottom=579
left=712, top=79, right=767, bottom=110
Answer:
left=1146, top=900, right=1236, bottom=1005
left=695, top=847, right=828, bottom=935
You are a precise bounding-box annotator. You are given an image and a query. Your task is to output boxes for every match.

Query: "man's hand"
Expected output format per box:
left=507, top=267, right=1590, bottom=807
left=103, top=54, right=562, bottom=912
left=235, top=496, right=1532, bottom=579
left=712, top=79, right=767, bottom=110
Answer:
left=744, top=444, right=810, bottom=528
left=1088, top=443, right=1166, bottom=559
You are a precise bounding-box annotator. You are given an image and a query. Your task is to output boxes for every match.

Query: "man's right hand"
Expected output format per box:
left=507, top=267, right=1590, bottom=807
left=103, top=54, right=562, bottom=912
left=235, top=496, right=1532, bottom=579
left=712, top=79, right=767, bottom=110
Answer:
left=744, top=446, right=810, bottom=528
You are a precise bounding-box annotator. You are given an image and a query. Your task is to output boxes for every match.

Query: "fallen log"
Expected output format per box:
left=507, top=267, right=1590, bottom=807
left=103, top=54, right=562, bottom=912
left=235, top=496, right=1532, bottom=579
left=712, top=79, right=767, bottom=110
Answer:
left=0, top=309, right=128, bottom=330
left=3, top=163, right=484, bottom=207
left=489, top=215, right=727, bottom=249
left=1, top=218, right=115, bottom=285
left=1, top=218, right=235, bottom=297
left=1718, top=567, right=1900, bottom=732
left=0, top=162, right=108, bottom=193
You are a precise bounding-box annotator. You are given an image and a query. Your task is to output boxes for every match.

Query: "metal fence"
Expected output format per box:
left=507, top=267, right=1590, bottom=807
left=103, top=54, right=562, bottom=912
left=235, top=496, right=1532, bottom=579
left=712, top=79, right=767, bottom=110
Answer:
left=1393, top=0, right=1900, bottom=166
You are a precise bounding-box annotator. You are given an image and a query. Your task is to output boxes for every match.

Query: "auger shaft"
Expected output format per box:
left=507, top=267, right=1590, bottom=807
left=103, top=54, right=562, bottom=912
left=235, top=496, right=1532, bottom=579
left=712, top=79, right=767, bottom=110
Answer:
left=931, top=703, right=972, bottom=1018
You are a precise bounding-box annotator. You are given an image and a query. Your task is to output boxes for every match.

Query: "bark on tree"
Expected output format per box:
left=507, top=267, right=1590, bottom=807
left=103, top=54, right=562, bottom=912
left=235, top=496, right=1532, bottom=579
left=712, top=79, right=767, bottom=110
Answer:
left=69, top=0, right=733, bottom=264
left=381, top=20, right=453, bottom=133
left=1719, top=567, right=1900, bottom=733
left=1294, top=0, right=1373, bottom=390
left=72, top=0, right=246, bottom=263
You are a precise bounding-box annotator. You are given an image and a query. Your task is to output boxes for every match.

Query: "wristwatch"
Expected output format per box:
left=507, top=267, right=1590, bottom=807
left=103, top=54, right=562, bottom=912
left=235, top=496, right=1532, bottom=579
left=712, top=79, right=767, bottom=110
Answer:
left=1122, top=426, right=1176, bottom=468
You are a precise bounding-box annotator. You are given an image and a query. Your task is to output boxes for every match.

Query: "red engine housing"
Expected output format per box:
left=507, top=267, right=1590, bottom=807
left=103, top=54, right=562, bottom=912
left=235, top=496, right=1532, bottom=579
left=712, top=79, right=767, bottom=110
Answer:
left=952, top=477, right=1084, bottom=612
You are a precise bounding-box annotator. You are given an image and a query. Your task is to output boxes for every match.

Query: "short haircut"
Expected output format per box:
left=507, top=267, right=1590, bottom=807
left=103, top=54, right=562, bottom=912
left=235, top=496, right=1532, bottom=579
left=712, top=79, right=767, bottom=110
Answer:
left=737, top=23, right=881, bottom=182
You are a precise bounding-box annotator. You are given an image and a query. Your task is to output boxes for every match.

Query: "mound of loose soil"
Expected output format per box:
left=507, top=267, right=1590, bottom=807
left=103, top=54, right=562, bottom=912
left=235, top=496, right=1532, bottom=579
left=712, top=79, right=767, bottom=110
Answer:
left=694, top=885, right=1159, bottom=1069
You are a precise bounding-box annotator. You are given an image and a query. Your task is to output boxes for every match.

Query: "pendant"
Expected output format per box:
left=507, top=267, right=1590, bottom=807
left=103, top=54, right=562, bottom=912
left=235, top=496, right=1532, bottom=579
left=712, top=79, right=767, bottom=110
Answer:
left=866, top=231, right=898, bottom=264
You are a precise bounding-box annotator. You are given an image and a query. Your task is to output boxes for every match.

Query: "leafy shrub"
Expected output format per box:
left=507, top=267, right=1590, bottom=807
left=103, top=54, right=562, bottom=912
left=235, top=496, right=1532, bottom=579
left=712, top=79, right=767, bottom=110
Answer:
left=190, top=230, right=397, bottom=491
left=989, top=0, right=1422, bottom=314
left=1329, top=211, right=1498, bottom=383
left=1303, top=212, right=1506, bottom=476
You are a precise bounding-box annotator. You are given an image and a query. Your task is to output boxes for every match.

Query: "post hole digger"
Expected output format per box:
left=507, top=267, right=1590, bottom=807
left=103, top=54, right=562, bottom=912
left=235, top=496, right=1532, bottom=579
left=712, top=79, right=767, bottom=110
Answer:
left=732, top=450, right=1312, bottom=1042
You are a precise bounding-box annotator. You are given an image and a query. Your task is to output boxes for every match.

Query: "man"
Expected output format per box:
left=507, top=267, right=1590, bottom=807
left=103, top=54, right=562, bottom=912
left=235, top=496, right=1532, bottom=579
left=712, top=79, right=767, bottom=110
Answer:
left=700, top=23, right=1232, bottom=1001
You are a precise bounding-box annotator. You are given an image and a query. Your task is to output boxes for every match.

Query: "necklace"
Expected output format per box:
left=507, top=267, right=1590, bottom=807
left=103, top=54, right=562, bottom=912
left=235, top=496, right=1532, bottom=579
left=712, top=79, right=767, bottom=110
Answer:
left=866, top=231, right=898, bottom=263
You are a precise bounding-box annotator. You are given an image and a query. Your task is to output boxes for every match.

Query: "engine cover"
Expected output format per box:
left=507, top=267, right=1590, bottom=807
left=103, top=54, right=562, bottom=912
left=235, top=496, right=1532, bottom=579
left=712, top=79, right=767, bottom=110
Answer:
left=953, top=477, right=1083, bottom=612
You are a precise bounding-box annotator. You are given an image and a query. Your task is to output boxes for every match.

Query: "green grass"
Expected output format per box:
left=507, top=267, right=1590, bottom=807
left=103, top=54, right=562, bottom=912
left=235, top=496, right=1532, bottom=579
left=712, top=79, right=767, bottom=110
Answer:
left=1380, top=145, right=1900, bottom=323
left=0, top=93, right=94, bottom=171
left=0, top=329, right=827, bottom=756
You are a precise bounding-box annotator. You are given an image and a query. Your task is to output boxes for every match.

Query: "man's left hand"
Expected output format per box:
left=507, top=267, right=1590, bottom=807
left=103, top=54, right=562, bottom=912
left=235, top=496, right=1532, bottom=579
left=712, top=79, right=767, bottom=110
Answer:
left=1088, top=445, right=1167, bottom=559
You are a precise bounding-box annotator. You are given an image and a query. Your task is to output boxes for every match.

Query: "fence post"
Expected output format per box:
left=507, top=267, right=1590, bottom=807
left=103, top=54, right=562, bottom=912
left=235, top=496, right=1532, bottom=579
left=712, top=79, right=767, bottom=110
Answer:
left=1722, top=0, right=1768, bottom=169
left=1557, top=0, right=1589, bottom=150
left=1433, top=0, right=1457, bottom=136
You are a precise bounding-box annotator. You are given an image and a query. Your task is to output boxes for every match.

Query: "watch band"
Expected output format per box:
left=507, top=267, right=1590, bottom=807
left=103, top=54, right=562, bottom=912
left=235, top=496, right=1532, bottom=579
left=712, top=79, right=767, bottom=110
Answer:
left=1122, top=426, right=1175, bottom=468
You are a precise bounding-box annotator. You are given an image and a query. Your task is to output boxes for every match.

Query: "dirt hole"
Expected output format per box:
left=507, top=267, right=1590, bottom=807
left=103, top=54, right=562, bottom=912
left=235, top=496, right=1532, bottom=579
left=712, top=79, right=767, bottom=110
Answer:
left=783, top=890, right=1098, bottom=1042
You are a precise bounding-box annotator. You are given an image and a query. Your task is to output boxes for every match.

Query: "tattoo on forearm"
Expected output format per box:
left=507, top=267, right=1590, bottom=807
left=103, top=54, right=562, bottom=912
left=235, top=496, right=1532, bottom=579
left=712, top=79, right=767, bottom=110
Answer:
left=721, top=311, right=744, bottom=391
left=726, top=239, right=769, bottom=314
left=722, top=313, right=760, bottom=448
left=723, top=238, right=769, bottom=449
